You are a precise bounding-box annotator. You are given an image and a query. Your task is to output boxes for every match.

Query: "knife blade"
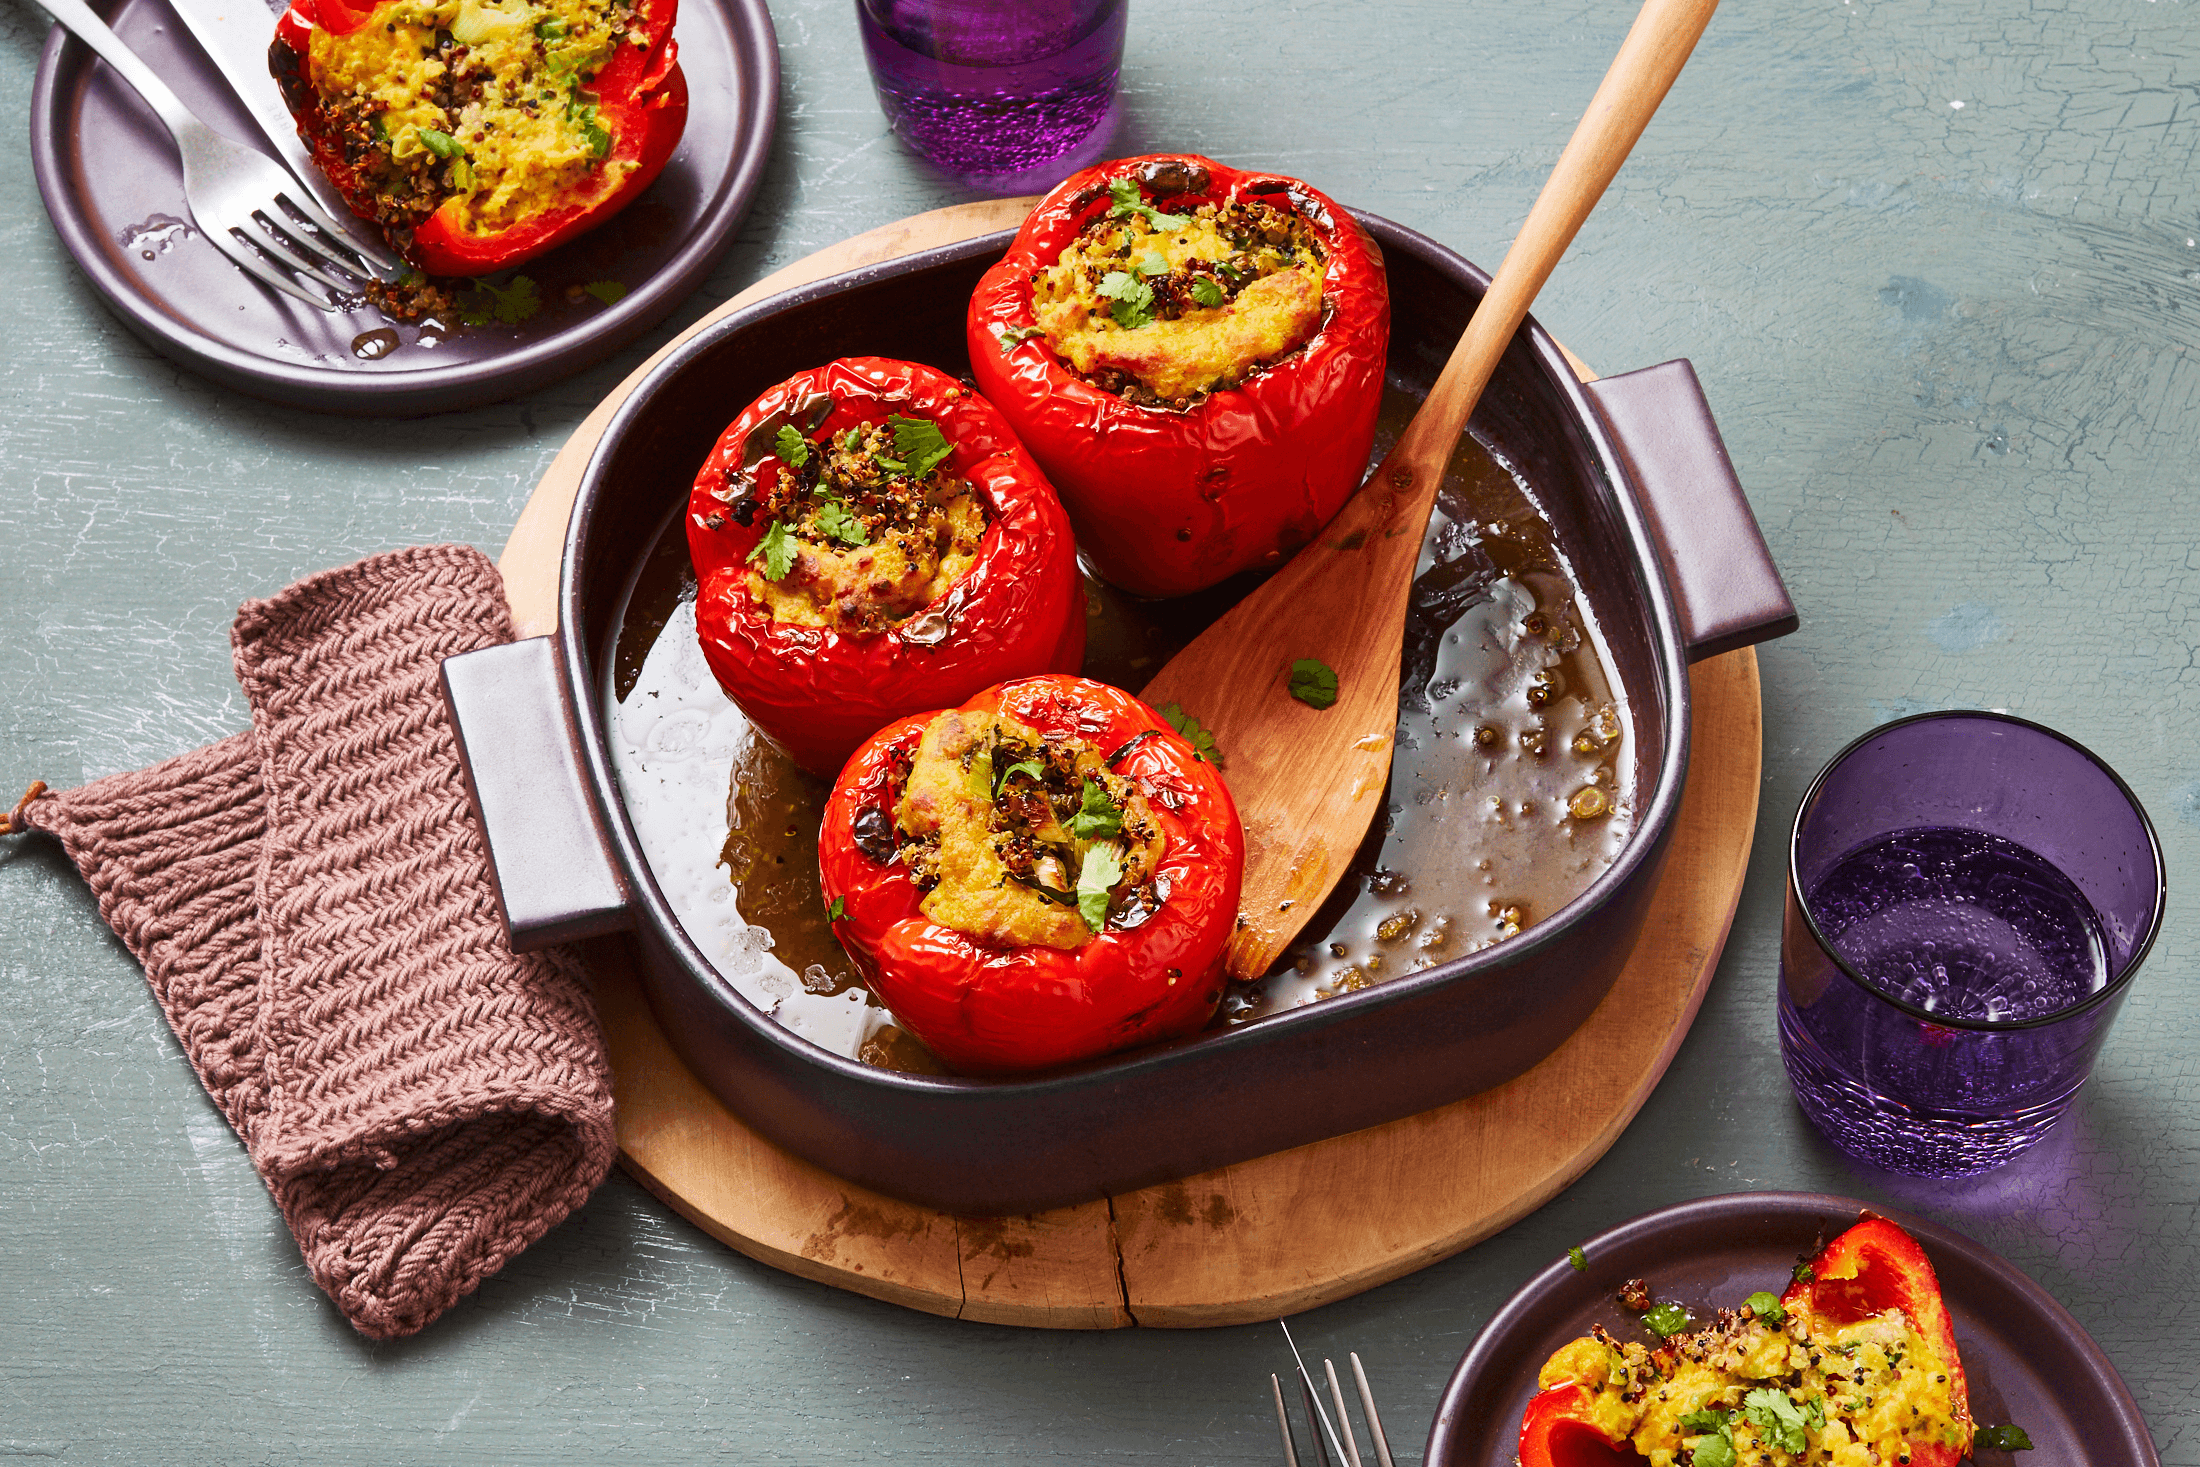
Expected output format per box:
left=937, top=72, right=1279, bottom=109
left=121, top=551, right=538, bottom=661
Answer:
left=161, top=0, right=401, bottom=271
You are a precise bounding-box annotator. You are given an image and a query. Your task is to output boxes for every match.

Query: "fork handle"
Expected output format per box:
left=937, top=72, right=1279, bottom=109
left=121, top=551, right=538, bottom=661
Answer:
left=30, top=0, right=205, bottom=143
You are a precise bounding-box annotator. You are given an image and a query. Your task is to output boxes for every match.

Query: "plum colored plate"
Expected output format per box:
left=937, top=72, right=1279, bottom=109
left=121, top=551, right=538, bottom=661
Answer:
left=28, top=0, right=776, bottom=415
left=1426, top=1192, right=2157, bottom=1467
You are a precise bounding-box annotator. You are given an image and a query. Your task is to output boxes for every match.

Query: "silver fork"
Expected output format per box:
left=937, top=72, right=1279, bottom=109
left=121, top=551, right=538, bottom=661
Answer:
left=1272, top=1322, right=1398, bottom=1467
left=29, top=0, right=399, bottom=308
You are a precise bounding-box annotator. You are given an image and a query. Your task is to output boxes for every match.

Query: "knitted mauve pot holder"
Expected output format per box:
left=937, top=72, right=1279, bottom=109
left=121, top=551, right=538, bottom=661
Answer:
left=4, top=545, right=615, bottom=1339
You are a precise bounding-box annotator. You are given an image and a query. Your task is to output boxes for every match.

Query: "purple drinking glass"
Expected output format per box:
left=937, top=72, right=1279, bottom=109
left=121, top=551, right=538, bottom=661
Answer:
left=1778, top=711, right=2165, bottom=1177
left=855, top=0, right=1126, bottom=190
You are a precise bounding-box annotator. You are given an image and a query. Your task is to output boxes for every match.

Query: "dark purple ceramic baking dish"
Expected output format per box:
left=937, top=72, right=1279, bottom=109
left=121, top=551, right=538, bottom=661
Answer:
left=1425, top=1192, right=2158, bottom=1466
left=441, top=216, right=1797, bottom=1215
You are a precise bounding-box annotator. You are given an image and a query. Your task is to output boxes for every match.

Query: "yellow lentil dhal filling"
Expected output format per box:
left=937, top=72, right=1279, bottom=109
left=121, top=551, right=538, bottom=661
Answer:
left=1031, top=187, right=1327, bottom=407
left=727, top=417, right=990, bottom=635
left=894, top=710, right=1167, bottom=951
left=307, top=0, right=642, bottom=238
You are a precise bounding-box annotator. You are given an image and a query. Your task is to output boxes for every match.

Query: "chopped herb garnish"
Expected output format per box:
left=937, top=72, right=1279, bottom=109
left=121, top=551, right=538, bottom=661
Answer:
left=993, top=758, right=1047, bottom=799
left=577, top=111, right=612, bottom=158
left=774, top=423, right=811, bottom=469
left=1677, top=1409, right=1729, bottom=1434
left=825, top=896, right=846, bottom=922
left=813, top=499, right=867, bottom=547
left=1076, top=844, right=1123, bottom=931
left=1096, top=270, right=1156, bottom=329
left=1160, top=703, right=1223, bottom=765
left=534, top=18, right=567, bottom=37
left=582, top=279, right=627, bottom=305
left=1975, top=1425, right=2034, bottom=1451
left=1640, top=1302, right=1691, bottom=1337
left=1288, top=657, right=1339, bottom=709
left=994, top=323, right=1048, bottom=348
left=876, top=414, right=954, bottom=477
left=1107, top=177, right=1190, bottom=232
left=1069, top=779, right=1122, bottom=841
left=458, top=274, right=542, bottom=326
left=416, top=126, right=461, bottom=159
left=1740, top=1389, right=1810, bottom=1455
left=1137, top=250, right=1169, bottom=277
left=1567, top=1246, right=1588, bottom=1272
left=839, top=427, right=863, bottom=453
left=1690, top=1426, right=1737, bottom=1467
left=1743, top=1290, right=1785, bottom=1325
left=747, top=521, right=797, bottom=580
left=1792, top=1263, right=1815, bottom=1283
left=1190, top=276, right=1226, bottom=308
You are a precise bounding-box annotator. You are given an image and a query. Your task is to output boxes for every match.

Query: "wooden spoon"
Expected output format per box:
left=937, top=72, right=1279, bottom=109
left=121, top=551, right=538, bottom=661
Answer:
left=1139, top=0, right=1722, bottom=982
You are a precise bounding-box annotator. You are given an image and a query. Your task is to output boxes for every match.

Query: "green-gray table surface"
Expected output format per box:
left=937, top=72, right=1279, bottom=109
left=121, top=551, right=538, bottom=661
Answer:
left=4, top=0, right=2193, bottom=1460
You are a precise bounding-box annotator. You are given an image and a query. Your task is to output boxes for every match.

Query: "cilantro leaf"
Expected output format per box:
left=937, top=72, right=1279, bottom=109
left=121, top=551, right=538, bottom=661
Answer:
left=1069, top=779, right=1122, bottom=842
left=416, top=126, right=461, bottom=159
left=1792, top=1263, right=1814, bottom=1283
left=1190, top=275, right=1226, bottom=308
left=1743, top=1290, right=1785, bottom=1325
left=1160, top=703, right=1224, bottom=766
left=993, top=758, right=1047, bottom=799
left=1076, top=844, right=1123, bottom=931
left=1640, top=1302, right=1691, bottom=1338
left=1677, top=1409, right=1729, bottom=1433
left=458, top=274, right=542, bottom=327
left=747, top=521, right=797, bottom=580
left=1975, top=1425, right=2034, bottom=1451
left=813, top=500, right=867, bottom=547
left=1740, top=1389, right=1810, bottom=1455
left=825, top=896, right=846, bottom=922
left=1690, top=1428, right=1736, bottom=1467
left=876, top=414, right=954, bottom=477
left=1096, top=270, right=1155, bottom=329
left=1106, top=177, right=1190, bottom=232
left=583, top=279, right=626, bottom=305
left=839, top=427, right=863, bottom=453
left=995, top=323, right=1047, bottom=348
left=1288, top=657, right=1339, bottom=710
left=774, top=423, right=811, bottom=469
left=1567, top=1245, right=1588, bottom=1272
left=1137, top=250, right=1169, bottom=277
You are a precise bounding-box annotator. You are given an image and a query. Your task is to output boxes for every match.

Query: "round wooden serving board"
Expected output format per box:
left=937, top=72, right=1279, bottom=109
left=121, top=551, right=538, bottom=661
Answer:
left=496, top=200, right=1764, bottom=1329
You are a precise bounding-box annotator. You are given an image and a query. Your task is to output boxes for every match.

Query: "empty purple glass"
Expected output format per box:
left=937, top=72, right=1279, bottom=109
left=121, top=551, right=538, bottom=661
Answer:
left=1779, top=712, right=2164, bottom=1177
left=856, top=0, right=1126, bottom=190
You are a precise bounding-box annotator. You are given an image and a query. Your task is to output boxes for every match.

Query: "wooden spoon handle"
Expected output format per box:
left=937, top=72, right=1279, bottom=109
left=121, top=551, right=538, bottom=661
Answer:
left=1394, top=0, right=1722, bottom=478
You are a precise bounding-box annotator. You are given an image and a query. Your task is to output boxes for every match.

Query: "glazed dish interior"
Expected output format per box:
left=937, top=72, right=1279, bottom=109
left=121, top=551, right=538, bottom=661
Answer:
left=571, top=227, right=1676, bottom=1075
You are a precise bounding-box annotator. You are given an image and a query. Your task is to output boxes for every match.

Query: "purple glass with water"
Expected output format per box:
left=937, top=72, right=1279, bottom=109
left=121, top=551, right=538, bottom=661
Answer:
left=856, top=0, right=1126, bottom=189
left=1779, top=712, right=2164, bottom=1177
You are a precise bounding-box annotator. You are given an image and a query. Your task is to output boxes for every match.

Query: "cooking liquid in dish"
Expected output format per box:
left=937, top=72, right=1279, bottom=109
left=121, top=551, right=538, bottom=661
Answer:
left=605, top=385, right=1632, bottom=1068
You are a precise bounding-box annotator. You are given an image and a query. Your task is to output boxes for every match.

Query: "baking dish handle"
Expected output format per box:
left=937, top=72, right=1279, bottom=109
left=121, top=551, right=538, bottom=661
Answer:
left=441, top=636, right=634, bottom=951
left=1583, top=359, right=1799, bottom=661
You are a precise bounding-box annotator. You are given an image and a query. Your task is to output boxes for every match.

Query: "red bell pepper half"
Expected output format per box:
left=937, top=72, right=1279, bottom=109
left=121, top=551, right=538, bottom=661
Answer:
left=1519, top=1216, right=1973, bottom=1467
left=966, top=154, right=1390, bottom=598
left=1782, top=1215, right=1974, bottom=1466
left=818, top=675, right=1242, bottom=1075
left=271, top=0, right=687, bottom=275
left=687, top=358, right=1086, bottom=779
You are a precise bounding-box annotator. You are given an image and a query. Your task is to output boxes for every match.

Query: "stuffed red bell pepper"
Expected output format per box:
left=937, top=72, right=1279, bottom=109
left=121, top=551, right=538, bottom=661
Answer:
left=1519, top=1216, right=1974, bottom=1467
left=271, top=0, right=686, bottom=275
left=818, top=675, right=1242, bottom=1075
left=687, top=359, right=1086, bottom=779
left=966, top=154, right=1390, bottom=598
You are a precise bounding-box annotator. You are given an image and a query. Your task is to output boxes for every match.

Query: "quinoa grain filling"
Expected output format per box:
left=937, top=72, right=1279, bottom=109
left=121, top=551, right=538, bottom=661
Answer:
left=891, top=711, right=1168, bottom=951
left=1030, top=186, right=1328, bottom=407
left=712, top=415, right=990, bottom=634
left=303, top=0, right=642, bottom=239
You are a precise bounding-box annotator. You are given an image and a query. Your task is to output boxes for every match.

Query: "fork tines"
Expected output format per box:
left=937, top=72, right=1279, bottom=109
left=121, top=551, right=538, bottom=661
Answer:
left=1272, top=1323, right=1396, bottom=1467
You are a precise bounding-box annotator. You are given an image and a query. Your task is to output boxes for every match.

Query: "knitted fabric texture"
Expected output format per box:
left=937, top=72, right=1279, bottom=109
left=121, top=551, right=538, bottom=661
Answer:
left=12, top=545, right=616, bottom=1339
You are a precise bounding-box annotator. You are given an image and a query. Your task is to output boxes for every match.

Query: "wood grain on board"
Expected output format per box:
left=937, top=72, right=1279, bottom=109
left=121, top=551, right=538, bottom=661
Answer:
left=499, top=200, right=1762, bottom=1328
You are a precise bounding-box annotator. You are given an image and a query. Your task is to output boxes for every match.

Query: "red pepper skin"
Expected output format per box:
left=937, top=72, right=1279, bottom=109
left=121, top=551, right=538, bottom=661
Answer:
left=1782, top=1216, right=1974, bottom=1466
left=687, top=359, right=1086, bottom=779
left=1518, top=1385, right=1646, bottom=1467
left=271, top=0, right=687, bottom=275
left=966, top=154, right=1390, bottom=598
left=818, top=675, right=1242, bottom=1075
